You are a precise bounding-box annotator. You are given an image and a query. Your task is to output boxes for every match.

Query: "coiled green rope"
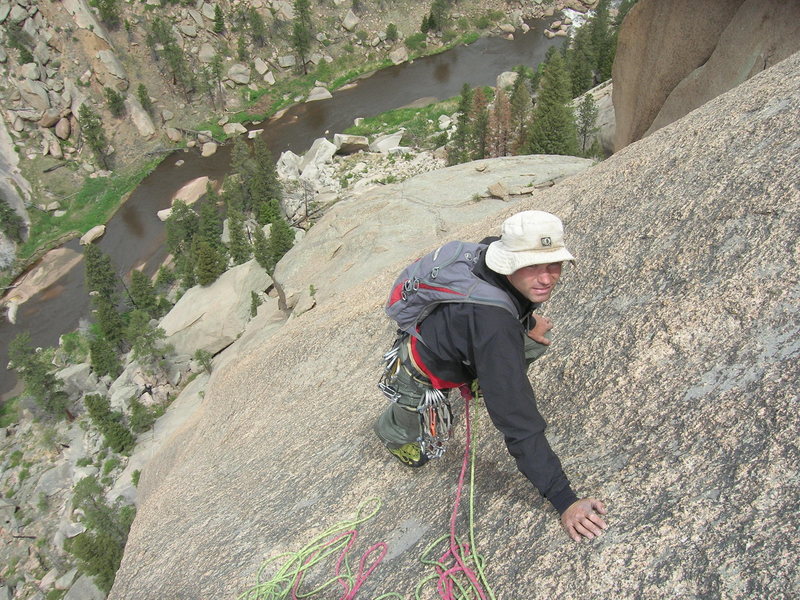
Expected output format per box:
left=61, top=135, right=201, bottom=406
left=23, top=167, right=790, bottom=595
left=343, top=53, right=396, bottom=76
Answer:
left=240, top=387, right=495, bottom=600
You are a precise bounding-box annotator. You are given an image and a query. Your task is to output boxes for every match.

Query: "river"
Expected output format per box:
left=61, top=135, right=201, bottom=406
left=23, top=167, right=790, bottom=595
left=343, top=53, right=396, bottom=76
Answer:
left=0, top=21, right=561, bottom=397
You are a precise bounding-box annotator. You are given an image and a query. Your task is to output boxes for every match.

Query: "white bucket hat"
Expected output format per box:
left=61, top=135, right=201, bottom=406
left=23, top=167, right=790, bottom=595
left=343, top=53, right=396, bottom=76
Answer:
left=485, top=210, right=575, bottom=275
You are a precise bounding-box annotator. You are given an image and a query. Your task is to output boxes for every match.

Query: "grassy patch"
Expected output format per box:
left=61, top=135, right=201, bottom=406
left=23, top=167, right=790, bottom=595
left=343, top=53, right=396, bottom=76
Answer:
left=0, top=397, right=20, bottom=428
left=3, top=157, right=162, bottom=289
left=345, top=97, right=460, bottom=149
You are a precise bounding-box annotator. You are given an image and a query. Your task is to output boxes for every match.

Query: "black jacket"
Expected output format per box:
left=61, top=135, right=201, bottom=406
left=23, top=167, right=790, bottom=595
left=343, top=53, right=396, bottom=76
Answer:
left=416, top=240, right=577, bottom=514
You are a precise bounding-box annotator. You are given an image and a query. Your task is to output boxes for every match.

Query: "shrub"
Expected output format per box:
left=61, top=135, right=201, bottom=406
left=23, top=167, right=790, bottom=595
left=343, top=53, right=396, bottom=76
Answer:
left=405, top=32, right=427, bottom=52
left=385, top=23, right=398, bottom=42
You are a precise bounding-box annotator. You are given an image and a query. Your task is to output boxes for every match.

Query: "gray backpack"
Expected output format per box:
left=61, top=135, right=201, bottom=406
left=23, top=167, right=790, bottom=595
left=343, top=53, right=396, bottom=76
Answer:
left=385, top=241, right=517, bottom=342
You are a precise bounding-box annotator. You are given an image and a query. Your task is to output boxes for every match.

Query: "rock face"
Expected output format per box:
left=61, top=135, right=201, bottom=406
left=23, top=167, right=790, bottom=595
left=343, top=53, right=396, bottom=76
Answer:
left=613, top=0, right=800, bottom=150
left=159, top=259, right=273, bottom=356
left=110, top=53, right=800, bottom=600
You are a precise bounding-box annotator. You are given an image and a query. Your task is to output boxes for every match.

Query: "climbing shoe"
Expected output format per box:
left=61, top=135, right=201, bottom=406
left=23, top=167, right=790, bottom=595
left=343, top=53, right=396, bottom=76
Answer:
left=388, top=442, right=429, bottom=468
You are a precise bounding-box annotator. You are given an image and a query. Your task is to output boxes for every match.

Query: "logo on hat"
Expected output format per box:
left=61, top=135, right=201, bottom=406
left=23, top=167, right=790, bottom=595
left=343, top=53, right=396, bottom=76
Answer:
left=541, top=237, right=552, bottom=247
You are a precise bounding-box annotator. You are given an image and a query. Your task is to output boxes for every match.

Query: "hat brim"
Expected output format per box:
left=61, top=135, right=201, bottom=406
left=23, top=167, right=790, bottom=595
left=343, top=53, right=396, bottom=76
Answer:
left=485, top=241, right=575, bottom=275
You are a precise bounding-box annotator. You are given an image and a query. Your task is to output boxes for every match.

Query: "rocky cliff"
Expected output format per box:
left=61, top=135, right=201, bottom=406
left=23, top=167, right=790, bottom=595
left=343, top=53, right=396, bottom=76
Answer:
left=109, top=50, right=800, bottom=599
left=613, top=0, right=800, bottom=150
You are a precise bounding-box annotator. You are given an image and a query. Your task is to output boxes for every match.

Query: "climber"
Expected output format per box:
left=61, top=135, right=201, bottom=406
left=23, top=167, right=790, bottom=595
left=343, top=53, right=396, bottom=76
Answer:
left=375, top=210, right=607, bottom=542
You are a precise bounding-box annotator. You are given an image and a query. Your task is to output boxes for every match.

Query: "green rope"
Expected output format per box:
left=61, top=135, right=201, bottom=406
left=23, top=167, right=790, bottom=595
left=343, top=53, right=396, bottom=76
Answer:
left=238, top=497, right=402, bottom=600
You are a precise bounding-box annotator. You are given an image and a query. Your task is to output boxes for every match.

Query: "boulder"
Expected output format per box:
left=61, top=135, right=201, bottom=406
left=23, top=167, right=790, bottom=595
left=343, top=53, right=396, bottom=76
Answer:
left=389, top=46, right=408, bottom=65
left=62, top=0, right=111, bottom=44
left=342, top=9, right=359, bottom=31
left=254, top=57, right=269, bottom=75
left=55, top=363, right=104, bottom=398
left=63, top=575, right=105, bottom=600
left=38, top=108, right=61, bottom=128
left=55, top=117, right=71, bottom=139
left=20, top=62, right=40, bottom=80
left=166, top=127, right=182, bottom=142
left=223, top=122, right=247, bottom=135
left=333, top=133, right=369, bottom=154
left=613, top=0, right=746, bottom=150
left=125, top=96, right=156, bottom=138
left=437, top=114, right=452, bottom=130
left=97, top=49, right=128, bottom=84
left=645, top=0, right=800, bottom=138
left=277, top=150, right=301, bottom=179
left=496, top=71, right=518, bottom=89
left=179, top=24, right=197, bottom=37
left=299, top=137, right=337, bottom=173
left=307, top=86, right=332, bottom=102
left=201, top=142, right=218, bottom=157
left=199, top=43, right=216, bottom=63
left=79, top=225, right=105, bottom=245
left=369, top=130, right=405, bottom=153
left=172, top=176, right=211, bottom=205
left=160, top=259, right=273, bottom=356
left=278, top=55, right=296, bottom=68
left=17, top=79, right=50, bottom=111
left=263, top=71, right=276, bottom=85
left=227, top=64, right=251, bottom=85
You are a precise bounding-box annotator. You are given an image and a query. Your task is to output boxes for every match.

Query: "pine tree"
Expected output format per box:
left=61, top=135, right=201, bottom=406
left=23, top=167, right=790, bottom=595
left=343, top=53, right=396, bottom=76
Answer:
left=93, top=296, right=126, bottom=346
left=252, top=138, right=282, bottom=205
left=249, top=8, right=267, bottom=47
left=165, top=200, right=199, bottom=256
left=266, top=217, right=295, bottom=271
left=292, top=0, right=312, bottom=74
left=192, top=236, right=226, bottom=286
left=129, top=270, right=159, bottom=318
left=526, top=51, right=578, bottom=156
left=509, top=68, right=533, bottom=152
left=448, top=83, right=473, bottom=166
left=227, top=206, right=251, bottom=265
left=89, top=335, right=122, bottom=379
left=136, top=84, right=154, bottom=116
left=470, top=87, right=490, bottom=160
left=0, top=196, right=25, bottom=243
left=486, top=88, right=512, bottom=158
left=591, top=0, right=614, bottom=82
left=94, top=0, right=121, bottom=30
left=125, top=310, right=172, bottom=374
left=576, top=94, right=600, bottom=155
left=197, top=187, right=223, bottom=250
left=252, top=225, right=272, bottom=272
left=104, top=87, right=126, bottom=117
left=78, top=103, right=109, bottom=169
left=83, top=244, right=119, bottom=302
left=213, top=5, right=225, bottom=34
left=8, top=332, right=69, bottom=419
left=429, top=0, right=449, bottom=32
left=566, top=24, right=597, bottom=98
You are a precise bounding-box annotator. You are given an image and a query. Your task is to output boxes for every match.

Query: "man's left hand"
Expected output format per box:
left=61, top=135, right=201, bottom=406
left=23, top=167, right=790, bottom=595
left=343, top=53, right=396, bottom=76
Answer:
left=561, top=498, right=608, bottom=542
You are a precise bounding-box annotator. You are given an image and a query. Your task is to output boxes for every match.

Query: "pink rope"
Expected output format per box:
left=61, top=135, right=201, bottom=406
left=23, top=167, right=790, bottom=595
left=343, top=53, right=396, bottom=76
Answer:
left=430, top=388, right=488, bottom=600
left=290, top=530, right=388, bottom=600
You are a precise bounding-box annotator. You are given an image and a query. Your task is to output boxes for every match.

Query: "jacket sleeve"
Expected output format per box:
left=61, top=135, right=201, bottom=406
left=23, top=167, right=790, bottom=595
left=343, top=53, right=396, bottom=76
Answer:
left=468, top=306, right=578, bottom=514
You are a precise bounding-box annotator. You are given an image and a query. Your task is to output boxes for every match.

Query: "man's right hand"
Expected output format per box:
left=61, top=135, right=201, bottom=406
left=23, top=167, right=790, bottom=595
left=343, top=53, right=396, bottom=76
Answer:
left=528, top=313, right=553, bottom=345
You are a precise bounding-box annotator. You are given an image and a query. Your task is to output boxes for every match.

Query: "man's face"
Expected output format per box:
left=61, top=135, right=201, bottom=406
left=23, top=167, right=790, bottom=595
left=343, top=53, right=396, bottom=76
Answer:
left=506, top=262, right=563, bottom=303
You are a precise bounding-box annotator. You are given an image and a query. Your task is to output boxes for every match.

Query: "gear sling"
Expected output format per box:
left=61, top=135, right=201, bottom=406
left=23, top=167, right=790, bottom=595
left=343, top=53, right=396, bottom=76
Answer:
left=379, top=241, right=517, bottom=459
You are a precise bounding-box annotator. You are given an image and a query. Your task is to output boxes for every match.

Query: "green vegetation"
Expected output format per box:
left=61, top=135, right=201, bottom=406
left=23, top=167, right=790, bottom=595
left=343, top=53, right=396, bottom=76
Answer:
left=345, top=99, right=459, bottom=149
left=194, top=348, right=213, bottom=373
left=8, top=332, right=69, bottom=419
left=0, top=397, right=20, bottom=428
left=104, top=87, right=126, bottom=118
left=66, top=476, right=135, bottom=593
left=84, top=394, right=135, bottom=454
left=128, top=396, right=159, bottom=433
left=131, top=470, right=141, bottom=487
left=78, top=103, right=110, bottom=169
left=0, top=194, right=25, bottom=243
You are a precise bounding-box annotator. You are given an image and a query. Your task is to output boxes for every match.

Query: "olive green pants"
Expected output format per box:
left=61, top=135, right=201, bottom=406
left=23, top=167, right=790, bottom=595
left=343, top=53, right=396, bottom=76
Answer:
left=374, top=333, right=550, bottom=449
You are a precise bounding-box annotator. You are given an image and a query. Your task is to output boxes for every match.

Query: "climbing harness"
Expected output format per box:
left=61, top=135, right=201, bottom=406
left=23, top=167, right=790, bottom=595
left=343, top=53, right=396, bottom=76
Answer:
left=378, top=334, right=454, bottom=459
